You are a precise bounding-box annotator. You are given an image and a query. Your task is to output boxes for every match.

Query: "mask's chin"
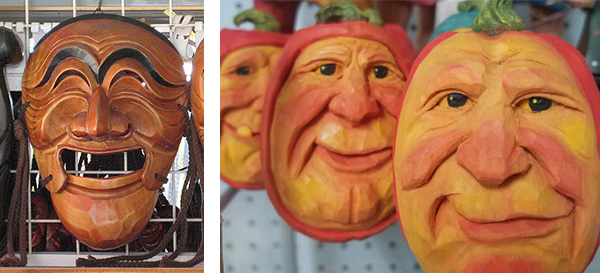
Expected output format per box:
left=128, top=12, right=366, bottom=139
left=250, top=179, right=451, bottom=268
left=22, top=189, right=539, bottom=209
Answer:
left=48, top=147, right=159, bottom=250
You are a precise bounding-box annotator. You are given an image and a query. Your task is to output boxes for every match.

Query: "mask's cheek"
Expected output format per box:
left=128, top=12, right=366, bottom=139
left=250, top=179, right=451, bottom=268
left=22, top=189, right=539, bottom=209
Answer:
left=271, top=84, right=337, bottom=178
left=222, top=106, right=261, bottom=133
left=370, top=80, right=406, bottom=116
left=35, top=96, right=88, bottom=147
left=112, top=97, right=184, bottom=149
left=220, top=78, right=256, bottom=116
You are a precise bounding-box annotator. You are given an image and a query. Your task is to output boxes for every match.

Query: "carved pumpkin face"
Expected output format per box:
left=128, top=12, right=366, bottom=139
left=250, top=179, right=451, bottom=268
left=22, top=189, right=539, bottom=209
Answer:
left=263, top=21, right=415, bottom=241
left=191, top=40, right=204, bottom=146
left=220, top=29, right=288, bottom=189
left=394, top=31, right=600, bottom=273
left=221, top=45, right=282, bottom=187
left=22, top=14, right=186, bottom=250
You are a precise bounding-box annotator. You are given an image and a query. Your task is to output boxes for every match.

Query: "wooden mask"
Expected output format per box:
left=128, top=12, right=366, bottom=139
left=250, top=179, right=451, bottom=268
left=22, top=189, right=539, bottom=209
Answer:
left=21, top=14, right=187, bottom=250
left=262, top=3, right=416, bottom=241
left=191, top=40, right=204, bottom=146
left=220, top=10, right=289, bottom=189
left=393, top=1, right=600, bottom=272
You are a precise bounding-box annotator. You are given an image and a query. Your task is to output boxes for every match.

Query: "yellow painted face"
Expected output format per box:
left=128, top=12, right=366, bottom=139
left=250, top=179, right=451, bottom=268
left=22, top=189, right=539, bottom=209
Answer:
left=394, top=32, right=600, bottom=273
left=271, top=37, right=404, bottom=230
left=220, top=45, right=282, bottom=185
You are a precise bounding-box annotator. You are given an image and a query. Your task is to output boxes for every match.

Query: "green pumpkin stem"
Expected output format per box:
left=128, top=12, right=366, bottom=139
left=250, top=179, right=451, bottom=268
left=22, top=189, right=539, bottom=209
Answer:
left=472, top=0, right=524, bottom=36
left=234, top=9, right=280, bottom=32
left=315, top=1, right=383, bottom=26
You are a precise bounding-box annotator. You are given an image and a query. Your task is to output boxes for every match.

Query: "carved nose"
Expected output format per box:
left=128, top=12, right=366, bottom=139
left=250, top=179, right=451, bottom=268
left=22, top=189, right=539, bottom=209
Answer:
left=69, top=86, right=130, bottom=138
left=456, top=121, right=530, bottom=187
left=329, top=75, right=380, bottom=124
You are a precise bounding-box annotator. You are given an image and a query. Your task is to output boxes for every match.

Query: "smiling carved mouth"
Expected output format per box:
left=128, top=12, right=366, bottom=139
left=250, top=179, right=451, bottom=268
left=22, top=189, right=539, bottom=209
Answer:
left=432, top=197, right=569, bottom=243
left=314, top=145, right=392, bottom=172
left=60, top=148, right=146, bottom=179
left=222, top=122, right=260, bottom=142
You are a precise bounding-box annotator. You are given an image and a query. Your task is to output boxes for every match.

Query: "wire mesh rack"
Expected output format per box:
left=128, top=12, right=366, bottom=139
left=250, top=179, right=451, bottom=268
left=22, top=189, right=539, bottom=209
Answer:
left=1, top=0, right=203, bottom=267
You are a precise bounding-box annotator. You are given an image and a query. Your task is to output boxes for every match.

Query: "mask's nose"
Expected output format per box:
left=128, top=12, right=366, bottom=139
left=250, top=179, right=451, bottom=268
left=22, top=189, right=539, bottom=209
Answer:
left=69, top=86, right=130, bottom=139
left=456, top=121, right=530, bottom=187
left=328, top=71, right=380, bottom=125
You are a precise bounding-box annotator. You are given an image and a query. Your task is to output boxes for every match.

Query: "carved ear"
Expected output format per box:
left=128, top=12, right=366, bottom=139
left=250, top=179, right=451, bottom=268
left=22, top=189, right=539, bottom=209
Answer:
left=0, top=27, right=22, bottom=68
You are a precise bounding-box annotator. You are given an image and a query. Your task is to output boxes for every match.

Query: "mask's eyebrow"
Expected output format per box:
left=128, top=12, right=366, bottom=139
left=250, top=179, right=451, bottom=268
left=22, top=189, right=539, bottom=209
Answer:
left=36, top=47, right=99, bottom=88
left=98, top=48, right=177, bottom=87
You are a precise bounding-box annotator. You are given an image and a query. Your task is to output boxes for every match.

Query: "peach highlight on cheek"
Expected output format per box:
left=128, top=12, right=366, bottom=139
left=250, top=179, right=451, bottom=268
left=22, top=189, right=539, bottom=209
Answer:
left=399, top=129, right=466, bottom=190
left=518, top=127, right=583, bottom=201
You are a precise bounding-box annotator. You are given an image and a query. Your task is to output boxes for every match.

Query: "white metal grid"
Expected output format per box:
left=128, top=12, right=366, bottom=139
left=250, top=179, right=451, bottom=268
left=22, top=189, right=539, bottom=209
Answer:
left=2, top=0, right=203, bottom=267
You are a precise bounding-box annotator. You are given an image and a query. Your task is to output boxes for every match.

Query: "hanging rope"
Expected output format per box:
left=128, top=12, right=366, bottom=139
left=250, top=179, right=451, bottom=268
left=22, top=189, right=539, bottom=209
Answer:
left=0, top=102, right=30, bottom=266
left=76, top=104, right=204, bottom=268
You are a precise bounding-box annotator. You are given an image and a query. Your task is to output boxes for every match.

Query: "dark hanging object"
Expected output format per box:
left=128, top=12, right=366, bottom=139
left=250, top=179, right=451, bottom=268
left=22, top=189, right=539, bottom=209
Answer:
left=0, top=26, right=20, bottom=261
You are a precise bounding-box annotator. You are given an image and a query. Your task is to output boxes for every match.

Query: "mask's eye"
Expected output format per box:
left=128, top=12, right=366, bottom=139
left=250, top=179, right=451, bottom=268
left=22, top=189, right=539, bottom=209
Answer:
left=318, top=64, right=336, bottom=76
left=236, top=66, right=250, bottom=75
left=442, top=93, right=469, bottom=108
left=373, top=66, right=388, bottom=79
left=518, top=97, right=554, bottom=112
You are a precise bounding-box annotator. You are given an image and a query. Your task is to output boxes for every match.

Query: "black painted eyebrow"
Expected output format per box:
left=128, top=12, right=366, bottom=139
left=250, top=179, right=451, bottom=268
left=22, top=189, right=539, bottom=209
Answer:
left=36, top=47, right=99, bottom=88
left=53, top=70, right=90, bottom=89
left=98, top=48, right=177, bottom=87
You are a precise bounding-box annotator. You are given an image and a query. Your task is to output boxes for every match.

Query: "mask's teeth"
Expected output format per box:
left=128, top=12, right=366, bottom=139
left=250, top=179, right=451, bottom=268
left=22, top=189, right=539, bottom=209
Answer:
left=76, top=151, right=83, bottom=176
left=60, top=148, right=146, bottom=178
left=236, top=125, right=253, bottom=137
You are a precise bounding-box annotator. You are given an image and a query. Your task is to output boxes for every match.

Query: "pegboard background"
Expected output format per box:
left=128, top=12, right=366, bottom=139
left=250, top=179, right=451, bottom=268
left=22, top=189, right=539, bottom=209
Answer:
left=0, top=0, right=203, bottom=267
left=220, top=1, right=600, bottom=272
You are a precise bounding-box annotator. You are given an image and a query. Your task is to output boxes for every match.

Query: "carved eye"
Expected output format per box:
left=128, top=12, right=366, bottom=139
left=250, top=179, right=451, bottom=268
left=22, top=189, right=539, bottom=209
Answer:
left=527, top=97, right=553, bottom=112
left=236, top=66, right=250, bottom=76
left=111, top=70, right=145, bottom=87
left=54, top=71, right=89, bottom=88
left=318, top=64, right=336, bottom=76
left=373, top=66, right=388, bottom=79
left=446, top=93, right=469, bottom=108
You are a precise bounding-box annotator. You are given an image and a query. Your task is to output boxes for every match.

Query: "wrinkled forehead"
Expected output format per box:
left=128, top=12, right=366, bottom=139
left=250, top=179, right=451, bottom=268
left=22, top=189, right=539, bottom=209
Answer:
left=220, top=45, right=282, bottom=70
left=292, top=37, right=396, bottom=70
left=406, top=32, right=585, bottom=104
left=418, top=32, right=573, bottom=79
left=23, top=18, right=185, bottom=89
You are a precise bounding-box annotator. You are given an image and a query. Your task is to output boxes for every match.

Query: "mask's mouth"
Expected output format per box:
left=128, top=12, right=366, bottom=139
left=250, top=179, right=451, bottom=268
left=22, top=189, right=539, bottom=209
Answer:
left=60, top=148, right=146, bottom=179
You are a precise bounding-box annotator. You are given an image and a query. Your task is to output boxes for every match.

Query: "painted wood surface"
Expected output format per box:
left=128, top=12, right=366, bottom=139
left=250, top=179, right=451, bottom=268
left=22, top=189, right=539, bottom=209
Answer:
left=21, top=14, right=187, bottom=250
left=394, top=22, right=600, bottom=273
left=220, top=14, right=289, bottom=190
left=261, top=2, right=416, bottom=241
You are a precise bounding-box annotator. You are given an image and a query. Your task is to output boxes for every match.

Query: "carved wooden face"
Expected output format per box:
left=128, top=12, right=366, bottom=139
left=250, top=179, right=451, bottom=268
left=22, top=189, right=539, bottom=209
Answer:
left=220, top=45, right=282, bottom=187
left=191, top=41, right=204, bottom=146
left=394, top=31, right=600, bottom=273
left=269, top=37, right=403, bottom=233
left=21, top=15, right=186, bottom=250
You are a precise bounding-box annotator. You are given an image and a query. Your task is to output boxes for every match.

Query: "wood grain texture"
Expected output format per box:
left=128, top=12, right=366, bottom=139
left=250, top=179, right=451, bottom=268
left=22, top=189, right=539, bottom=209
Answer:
left=21, top=15, right=186, bottom=250
left=191, top=41, right=203, bottom=147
